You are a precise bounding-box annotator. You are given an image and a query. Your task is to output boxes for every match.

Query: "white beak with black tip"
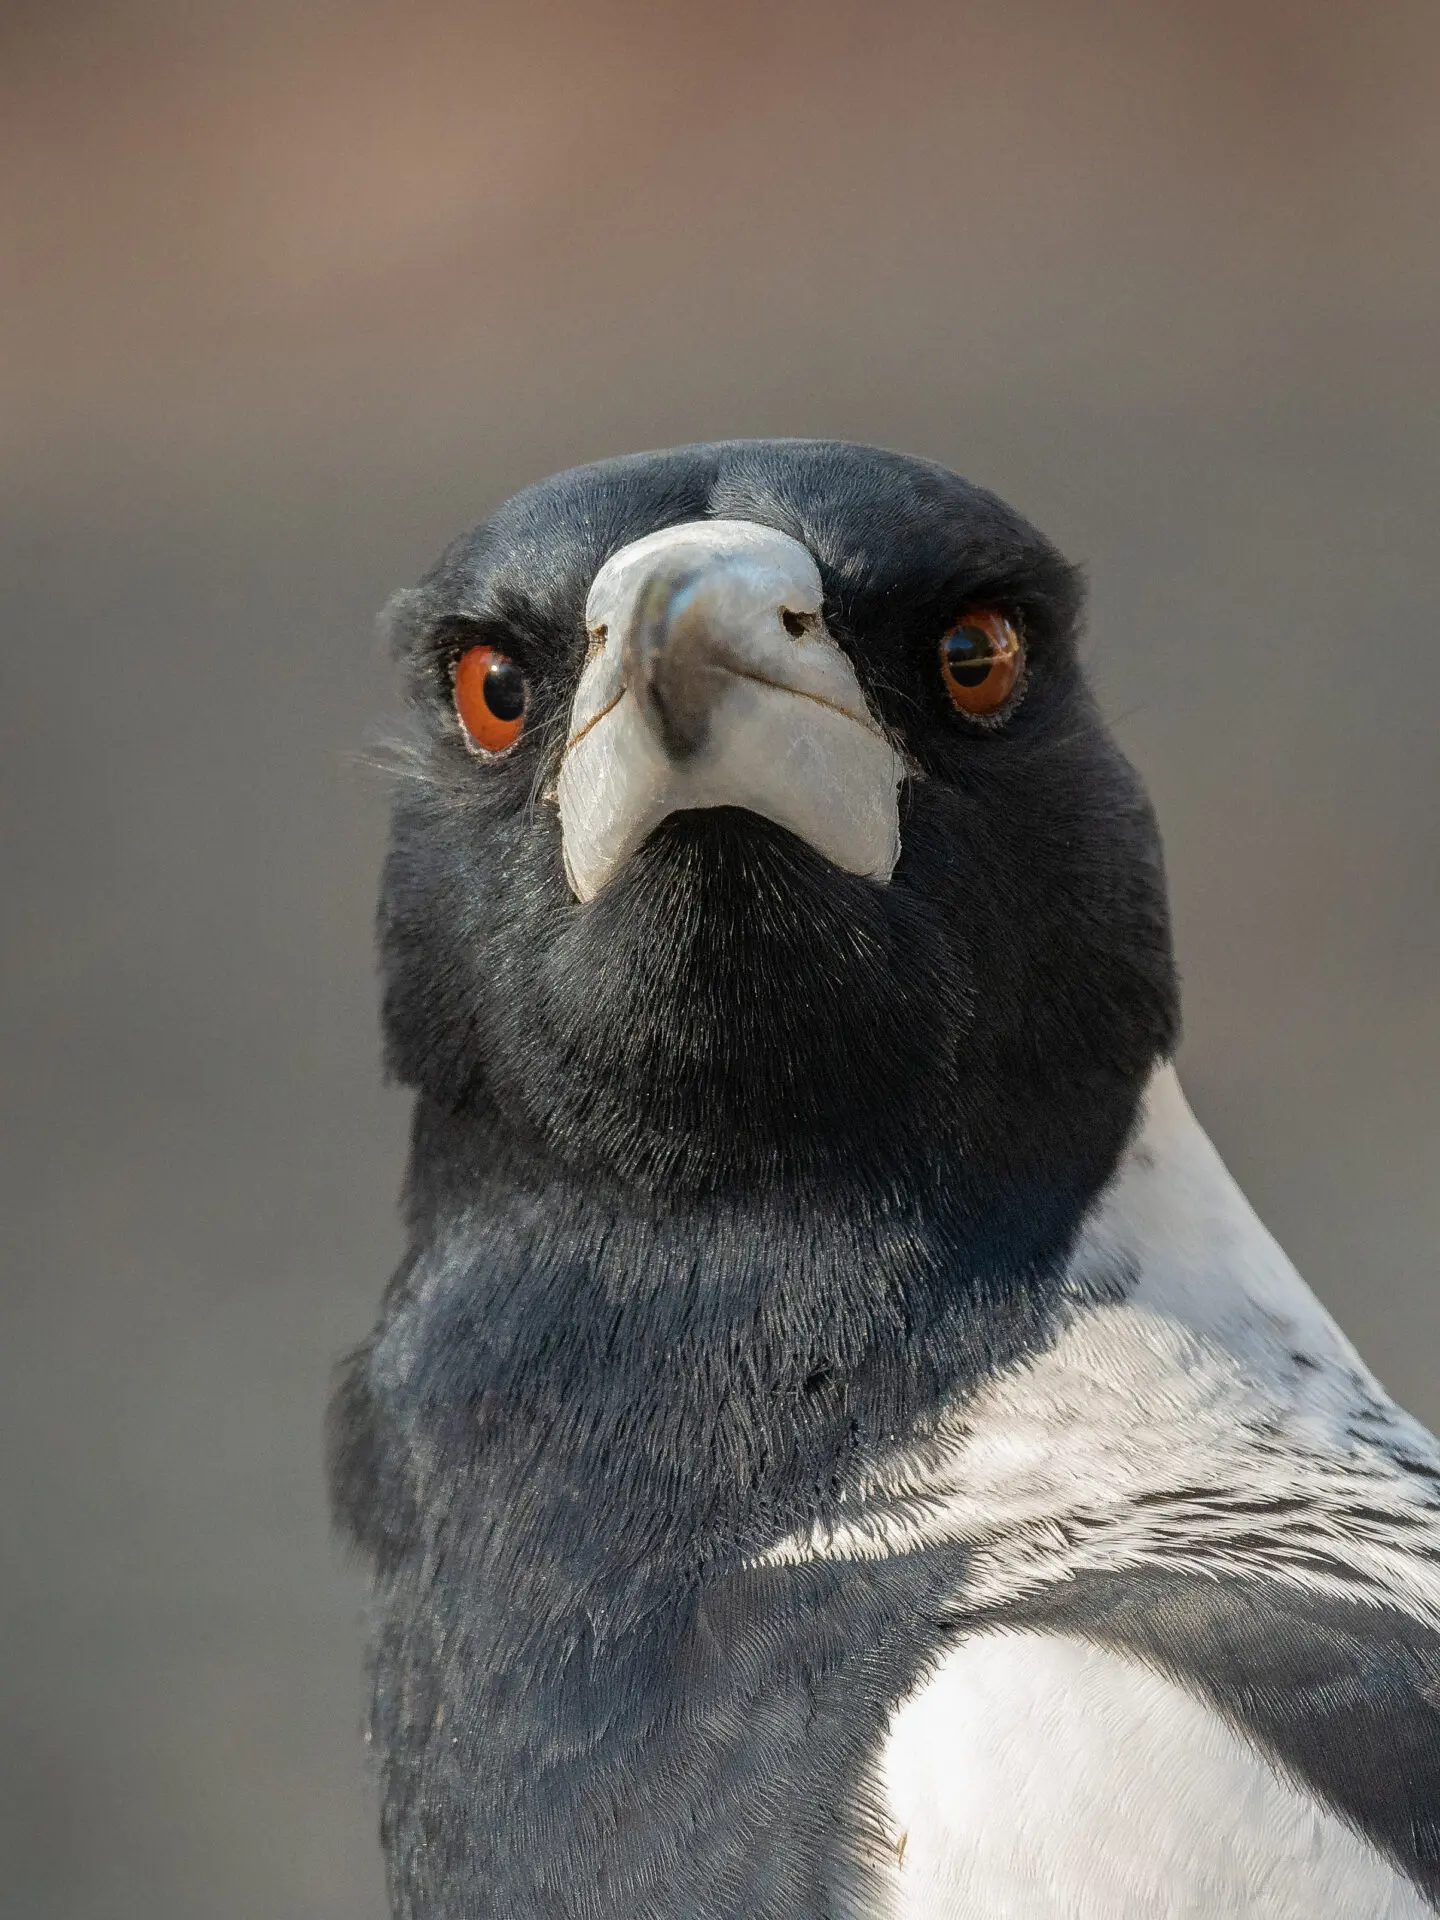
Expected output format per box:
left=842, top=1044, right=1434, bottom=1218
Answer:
left=556, top=520, right=905, bottom=902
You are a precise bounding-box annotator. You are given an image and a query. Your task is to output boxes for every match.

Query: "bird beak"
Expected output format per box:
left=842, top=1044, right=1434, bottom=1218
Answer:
left=557, top=519, right=904, bottom=902
left=621, top=561, right=751, bottom=761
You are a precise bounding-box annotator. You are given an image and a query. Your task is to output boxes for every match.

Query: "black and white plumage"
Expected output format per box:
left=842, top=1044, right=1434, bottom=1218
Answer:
left=330, top=440, right=1440, bottom=1918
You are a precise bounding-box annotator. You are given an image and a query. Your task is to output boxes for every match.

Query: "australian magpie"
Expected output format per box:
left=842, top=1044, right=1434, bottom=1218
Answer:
left=330, top=440, right=1440, bottom=1918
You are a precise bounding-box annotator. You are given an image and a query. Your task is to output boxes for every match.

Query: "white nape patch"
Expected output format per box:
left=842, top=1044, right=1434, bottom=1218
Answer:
left=557, top=519, right=904, bottom=902
left=756, top=1066, right=1440, bottom=1624
left=878, top=1629, right=1430, bottom=1919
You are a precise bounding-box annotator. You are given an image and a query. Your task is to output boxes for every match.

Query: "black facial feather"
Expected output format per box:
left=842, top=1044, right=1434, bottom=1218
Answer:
left=333, top=441, right=1182, bottom=1918
left=378, top=439, right=1176, bottom=1193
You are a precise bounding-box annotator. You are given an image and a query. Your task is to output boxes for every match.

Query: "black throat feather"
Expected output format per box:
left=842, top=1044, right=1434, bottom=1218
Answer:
left=335, top=821, right=1170, bottom=1919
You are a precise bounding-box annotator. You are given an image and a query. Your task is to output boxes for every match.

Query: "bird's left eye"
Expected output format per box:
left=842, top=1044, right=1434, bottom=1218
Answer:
left=453, top=645, right=527, bottom=754
left=939, top=611, right=1024, bottom=719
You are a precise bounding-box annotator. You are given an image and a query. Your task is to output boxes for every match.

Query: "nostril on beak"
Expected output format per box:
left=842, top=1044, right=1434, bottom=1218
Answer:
left=780, top=608, right=812, bottom=638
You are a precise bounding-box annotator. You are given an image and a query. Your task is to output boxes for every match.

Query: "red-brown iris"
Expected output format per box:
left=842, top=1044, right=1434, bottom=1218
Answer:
left=939, top=611, right=1024, bottom=718
left=454, top=645, right=527, bottom=753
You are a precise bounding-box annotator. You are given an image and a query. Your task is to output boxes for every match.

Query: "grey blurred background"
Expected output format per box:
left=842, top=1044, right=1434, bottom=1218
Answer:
left=2, top=2, right=1437, bottom=1914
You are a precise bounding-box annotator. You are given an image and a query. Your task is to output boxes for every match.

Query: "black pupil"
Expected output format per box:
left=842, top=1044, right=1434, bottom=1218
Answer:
left=483, top=658, right=526, bottom=721
left=944, top=624, right=995, bottom=688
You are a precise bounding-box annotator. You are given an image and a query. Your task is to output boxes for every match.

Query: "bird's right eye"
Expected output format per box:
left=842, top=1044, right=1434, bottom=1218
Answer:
left=453, top=645, right=527, bottom=754
left=939, top=611, right=1024, bottom=719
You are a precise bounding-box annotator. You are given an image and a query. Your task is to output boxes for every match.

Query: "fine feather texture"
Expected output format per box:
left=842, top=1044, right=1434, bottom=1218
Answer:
left=763, top=1067, right=1440, bottom=1904
left=880, top=1630, right=1432, bottom=1918
left=760, top=1069, right=1440, bottom=1621
left=332, top=441, right=1436, bottom=1918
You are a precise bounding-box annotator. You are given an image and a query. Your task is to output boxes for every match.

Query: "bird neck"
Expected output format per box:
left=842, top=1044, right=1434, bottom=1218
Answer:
left=385, top=1089, right=1114, bottom=1564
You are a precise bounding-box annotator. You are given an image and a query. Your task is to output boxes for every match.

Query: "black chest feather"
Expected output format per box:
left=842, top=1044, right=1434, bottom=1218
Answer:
left=329, top=1128, right=1079, bottom=1920
left=365, top=1539, right=966, bottom=1919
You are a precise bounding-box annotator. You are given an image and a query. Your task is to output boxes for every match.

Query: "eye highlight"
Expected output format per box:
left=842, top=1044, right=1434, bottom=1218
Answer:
left=453, top=644, right=527, bottom=754
left=939, top=611, right=1024, bottom=719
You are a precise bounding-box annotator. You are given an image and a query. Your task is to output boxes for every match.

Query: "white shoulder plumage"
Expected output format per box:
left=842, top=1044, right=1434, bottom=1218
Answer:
left=760, top=1067, right=1440, bottom=1918
left=876, top=1627, right=1432, bottom=1918
left=761, top=1065, right=1440, bottom=1624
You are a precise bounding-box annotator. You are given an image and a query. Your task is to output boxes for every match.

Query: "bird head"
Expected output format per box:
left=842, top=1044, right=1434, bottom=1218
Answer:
left=379, top=441, right=1177, bottom=1210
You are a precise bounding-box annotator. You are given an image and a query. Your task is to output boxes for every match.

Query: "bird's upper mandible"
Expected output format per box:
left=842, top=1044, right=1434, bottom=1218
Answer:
left=557, top=519, right=905, bottom=902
